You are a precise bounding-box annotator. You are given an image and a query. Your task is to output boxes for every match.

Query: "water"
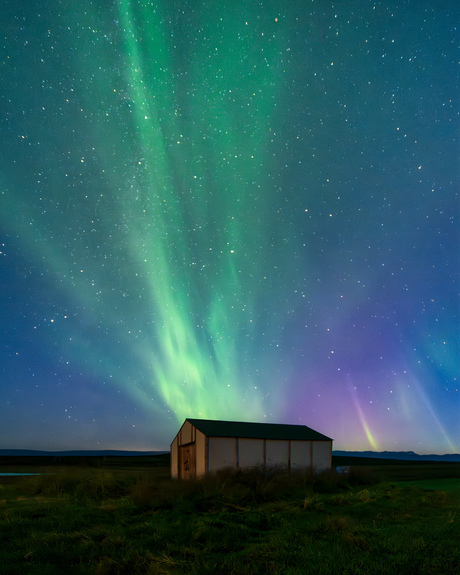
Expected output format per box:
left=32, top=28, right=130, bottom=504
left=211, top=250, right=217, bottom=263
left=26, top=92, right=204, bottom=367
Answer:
left=0, top=473, right=52, bottom=476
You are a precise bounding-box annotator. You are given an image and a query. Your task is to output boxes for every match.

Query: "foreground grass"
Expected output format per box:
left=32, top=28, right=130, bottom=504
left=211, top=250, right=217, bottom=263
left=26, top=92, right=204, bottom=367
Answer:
left=0, top=465, right=459, bottom=574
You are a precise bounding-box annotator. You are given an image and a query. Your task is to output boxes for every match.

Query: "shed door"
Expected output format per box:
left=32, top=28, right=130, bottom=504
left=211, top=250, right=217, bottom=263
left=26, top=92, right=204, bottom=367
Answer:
left=179, top=444, right=196, bottom=480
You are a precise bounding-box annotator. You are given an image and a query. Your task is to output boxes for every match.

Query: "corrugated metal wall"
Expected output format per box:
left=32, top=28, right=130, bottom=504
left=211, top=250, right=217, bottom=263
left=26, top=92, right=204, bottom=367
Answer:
left=266, top=439, right=289, bottom=467
left=208, top=437, right=237, bottom=472
left=195, top=429, right=206, bottom=477
left=238, top=438, right=264, bottom=468
left=290, top=440, right=312, bottom=469
left=312, top=440, right=332, bottom=471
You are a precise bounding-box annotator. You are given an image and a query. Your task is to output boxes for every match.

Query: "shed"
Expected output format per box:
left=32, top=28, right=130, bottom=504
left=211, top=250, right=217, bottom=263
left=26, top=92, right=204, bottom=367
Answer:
left=170, top=418, right=333, bottom=479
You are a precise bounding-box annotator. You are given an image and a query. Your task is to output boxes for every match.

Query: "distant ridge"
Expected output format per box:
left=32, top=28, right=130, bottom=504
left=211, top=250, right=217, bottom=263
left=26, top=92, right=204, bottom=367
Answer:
left=0, top=449, right=168, bottom=457
left=2, top=449, right=458, bottom=462
left=333, top=450, right=460, bottom=462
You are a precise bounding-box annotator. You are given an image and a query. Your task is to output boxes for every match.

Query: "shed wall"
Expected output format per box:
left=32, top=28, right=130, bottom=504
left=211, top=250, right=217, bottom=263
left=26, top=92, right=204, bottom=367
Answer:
left=266, top=439, right=289, bottom=468
left=312, top=441, right=332, bottom=471
left=238, top=438, right=264, bottom=468
left=290, top=440, right=311, bottom=469
left=180, top=420, right=194, bottom=445
left=195, top=429, right=207, bottom=477
left=208, top=437, right=236, bottom=472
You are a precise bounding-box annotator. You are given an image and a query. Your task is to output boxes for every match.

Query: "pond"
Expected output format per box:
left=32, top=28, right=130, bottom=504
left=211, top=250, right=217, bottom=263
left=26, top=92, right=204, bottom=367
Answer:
left=0, top=473, right=53, bottom=476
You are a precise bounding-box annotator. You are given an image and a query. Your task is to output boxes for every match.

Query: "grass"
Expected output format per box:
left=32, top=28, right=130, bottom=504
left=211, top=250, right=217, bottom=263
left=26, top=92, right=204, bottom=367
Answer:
left=0, top=460, right=459, bottom=574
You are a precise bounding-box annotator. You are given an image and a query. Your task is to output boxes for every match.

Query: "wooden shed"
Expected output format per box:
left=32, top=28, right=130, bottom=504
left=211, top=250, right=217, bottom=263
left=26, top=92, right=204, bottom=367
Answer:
left=170, top=418, right=333, bottom=479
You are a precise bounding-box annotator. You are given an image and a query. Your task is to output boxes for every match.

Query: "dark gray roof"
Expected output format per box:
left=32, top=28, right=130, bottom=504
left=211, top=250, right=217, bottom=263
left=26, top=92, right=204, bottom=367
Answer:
left=186, top=418, right=332, bottom=441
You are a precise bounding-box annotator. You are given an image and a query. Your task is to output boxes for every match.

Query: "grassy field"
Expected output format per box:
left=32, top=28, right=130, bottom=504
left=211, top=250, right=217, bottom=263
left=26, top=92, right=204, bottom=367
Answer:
left=0, top=457, right=459, bottom=574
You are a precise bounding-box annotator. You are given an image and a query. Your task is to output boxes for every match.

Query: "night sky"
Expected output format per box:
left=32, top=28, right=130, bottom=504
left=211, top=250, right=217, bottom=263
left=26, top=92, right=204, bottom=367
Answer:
left=1, top=1, right=458, bottom=454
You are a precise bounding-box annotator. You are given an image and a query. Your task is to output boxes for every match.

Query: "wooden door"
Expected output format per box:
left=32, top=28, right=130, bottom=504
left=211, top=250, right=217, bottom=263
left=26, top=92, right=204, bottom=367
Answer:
left=179, top=444, right=196, bottom=480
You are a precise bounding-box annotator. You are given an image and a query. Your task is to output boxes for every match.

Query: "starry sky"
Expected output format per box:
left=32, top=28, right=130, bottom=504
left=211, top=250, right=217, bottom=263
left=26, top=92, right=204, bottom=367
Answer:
left=1, top=1, right=458, bottom=454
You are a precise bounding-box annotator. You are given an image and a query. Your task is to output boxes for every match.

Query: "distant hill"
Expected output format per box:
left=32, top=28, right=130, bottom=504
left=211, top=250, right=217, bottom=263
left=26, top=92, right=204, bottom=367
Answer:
left=2, top=449, right=458, bottom=462
left=0, top=449, right=168, bottom=457
left=333, top=450, right=460, bottom=462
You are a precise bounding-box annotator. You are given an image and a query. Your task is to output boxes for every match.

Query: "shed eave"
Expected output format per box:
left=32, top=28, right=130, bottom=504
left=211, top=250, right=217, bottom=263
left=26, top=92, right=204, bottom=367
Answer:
left=185, top=418, right=333, bottom=442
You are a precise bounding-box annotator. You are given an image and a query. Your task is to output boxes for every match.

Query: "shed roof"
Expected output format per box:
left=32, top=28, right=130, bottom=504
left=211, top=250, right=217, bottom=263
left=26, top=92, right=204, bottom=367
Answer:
left=186, top=418, right=332, bottom=441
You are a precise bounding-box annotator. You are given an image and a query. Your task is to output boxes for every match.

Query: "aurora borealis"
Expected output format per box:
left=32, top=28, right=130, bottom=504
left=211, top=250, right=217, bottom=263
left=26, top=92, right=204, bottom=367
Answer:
left=1, top=1, right=458, bottom=454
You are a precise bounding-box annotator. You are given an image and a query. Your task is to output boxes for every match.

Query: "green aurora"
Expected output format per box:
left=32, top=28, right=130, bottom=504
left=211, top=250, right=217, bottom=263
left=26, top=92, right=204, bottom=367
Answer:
left=3, top=2, right=301, bottom=423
